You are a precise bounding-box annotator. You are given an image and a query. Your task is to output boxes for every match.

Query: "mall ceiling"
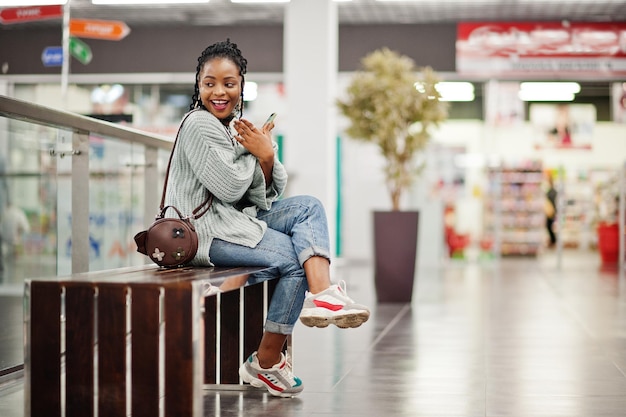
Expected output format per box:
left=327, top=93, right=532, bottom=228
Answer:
left=2, top=0, right=625, bottom=28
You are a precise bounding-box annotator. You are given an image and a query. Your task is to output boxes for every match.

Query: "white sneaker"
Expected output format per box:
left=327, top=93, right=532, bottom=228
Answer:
left=239, top=352, right=304, bottom=398
left=299, top=281, right=370, bottom=328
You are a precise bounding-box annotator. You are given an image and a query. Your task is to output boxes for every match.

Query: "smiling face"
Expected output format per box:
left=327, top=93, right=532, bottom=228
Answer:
left=198, top=57, right=243, bottom=123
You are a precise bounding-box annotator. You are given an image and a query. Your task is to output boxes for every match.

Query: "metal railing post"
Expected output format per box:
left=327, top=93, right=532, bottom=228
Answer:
left=71, top=131, right=90, bottom=274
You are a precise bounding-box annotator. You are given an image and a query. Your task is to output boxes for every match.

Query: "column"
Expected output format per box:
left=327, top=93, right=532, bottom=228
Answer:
left=284, top=0, right=338, bottom=254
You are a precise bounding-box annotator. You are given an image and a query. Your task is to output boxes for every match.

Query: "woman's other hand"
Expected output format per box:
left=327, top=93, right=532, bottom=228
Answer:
left=234, top=118, right=275, bottom=185
left=233, top=118, right=275, bottom=163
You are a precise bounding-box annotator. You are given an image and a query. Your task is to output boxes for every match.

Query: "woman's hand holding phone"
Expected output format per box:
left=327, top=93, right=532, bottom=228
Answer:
left=263, top=113, right=277, bottom=133
left=234, top=117, right=275, bottom=162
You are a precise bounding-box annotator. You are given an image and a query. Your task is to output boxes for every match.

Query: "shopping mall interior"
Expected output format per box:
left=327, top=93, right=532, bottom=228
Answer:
left=1, top=1, right=625, bottom=416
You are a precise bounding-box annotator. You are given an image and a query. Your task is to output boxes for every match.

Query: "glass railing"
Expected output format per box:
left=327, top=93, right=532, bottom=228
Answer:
left=0, top=94, right=174, bottom=374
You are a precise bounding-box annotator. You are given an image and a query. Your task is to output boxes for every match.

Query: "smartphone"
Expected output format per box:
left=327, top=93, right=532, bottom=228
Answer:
left=264, top=113, right=277, bottom=125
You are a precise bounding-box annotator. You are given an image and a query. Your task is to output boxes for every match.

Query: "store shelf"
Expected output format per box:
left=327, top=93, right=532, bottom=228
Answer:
left=485, top=163, right=545, bottom=257
left=559, top=177, right=595, bottom=249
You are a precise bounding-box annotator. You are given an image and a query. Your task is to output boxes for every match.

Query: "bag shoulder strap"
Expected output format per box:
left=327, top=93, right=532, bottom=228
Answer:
left=159, top=109, right=212, bottom=220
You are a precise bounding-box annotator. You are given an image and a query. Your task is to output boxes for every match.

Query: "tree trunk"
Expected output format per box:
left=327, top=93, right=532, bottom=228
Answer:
left=390, top=189, right=401, bottom=211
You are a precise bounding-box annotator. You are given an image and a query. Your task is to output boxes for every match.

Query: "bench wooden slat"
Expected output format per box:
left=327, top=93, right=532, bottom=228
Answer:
left=220, top=289, right=241, bottom=384
left=97, top=284, right=127, bottom=417
left=243, top=283, right=265, bottom=363
left=28, top=281, right=62, bottom=417
left=65, top=284, right=96, bottom=417
left=204, top=295, right=218, bottom=384
left=131, top=285, right=161, bottom=417
left=164, top=282, right=200, bottom=416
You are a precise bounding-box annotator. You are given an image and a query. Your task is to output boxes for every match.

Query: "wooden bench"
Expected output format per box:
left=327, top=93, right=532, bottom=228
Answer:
left=24, top=264, right=281, bottom=417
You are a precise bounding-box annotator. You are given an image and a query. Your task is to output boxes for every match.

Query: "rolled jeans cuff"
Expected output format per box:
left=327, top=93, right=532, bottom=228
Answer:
left=264, top=320, right=294, bottom=335
left=298, top=246, right=331, bottom=267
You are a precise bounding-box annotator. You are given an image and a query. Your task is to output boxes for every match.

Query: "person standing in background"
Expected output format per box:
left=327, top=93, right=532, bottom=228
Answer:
left=545, top=174, right=557, bottom=248
left=1, top=202, right=30, bottom=259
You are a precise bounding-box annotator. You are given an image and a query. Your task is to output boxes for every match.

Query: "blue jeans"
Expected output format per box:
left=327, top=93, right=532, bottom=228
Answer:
left=208, top=195, right=331, bottom=335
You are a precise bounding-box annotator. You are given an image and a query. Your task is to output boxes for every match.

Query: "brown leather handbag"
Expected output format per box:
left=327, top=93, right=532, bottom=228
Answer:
left=134, top=110, right=212, bottom=268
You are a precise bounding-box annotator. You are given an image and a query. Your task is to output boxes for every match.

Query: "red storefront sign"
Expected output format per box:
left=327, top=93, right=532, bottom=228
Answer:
left=0, top=5, right=63, bottom=24
left=456, top=22, right=626, bottom=76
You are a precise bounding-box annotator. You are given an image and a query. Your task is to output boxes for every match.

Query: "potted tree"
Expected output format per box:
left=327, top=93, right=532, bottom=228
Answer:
left=337, top=48, right=448, bottom=302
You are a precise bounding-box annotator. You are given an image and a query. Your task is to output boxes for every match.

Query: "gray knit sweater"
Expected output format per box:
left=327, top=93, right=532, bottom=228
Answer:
left=164, top=109, right=288, bottom=266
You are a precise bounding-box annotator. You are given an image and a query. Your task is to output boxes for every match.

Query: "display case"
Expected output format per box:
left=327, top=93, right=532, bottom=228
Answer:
left=485, top=163, right=545, bottom=256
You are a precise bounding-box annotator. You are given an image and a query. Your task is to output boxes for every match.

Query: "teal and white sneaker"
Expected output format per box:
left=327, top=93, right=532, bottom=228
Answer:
left=299, top=280, right=370, bottom=329
left=239, top=352, right=303, bottom=398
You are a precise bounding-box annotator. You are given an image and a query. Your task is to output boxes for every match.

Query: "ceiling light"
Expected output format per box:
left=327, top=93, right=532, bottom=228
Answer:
left=375, top=0, right=487, bottom=1
left=230, top=0, right=289, bottom=3
left=0, top=0, right=67, bottom=5
left=435, top=82, right=475, bottom=102
left=92, top=0, right=208, bottom=4
left=519, top=91, right=575, bottom=102
left=518, top=82, right=581, bottom=102
left=243, top=81, right=258, bottom=101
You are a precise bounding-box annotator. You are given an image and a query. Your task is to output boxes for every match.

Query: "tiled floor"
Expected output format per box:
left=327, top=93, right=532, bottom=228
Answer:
left=1, top=250, right=625, bottom=416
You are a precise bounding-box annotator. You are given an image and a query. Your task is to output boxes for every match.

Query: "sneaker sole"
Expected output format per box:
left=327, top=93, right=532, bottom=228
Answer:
left=239, top=365, right=302, bottom=398
left=299, top=311, right=370, bottom=329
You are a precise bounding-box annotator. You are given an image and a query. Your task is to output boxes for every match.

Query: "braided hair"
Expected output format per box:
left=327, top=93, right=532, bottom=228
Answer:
left=190, top=39, right=248, bottom=119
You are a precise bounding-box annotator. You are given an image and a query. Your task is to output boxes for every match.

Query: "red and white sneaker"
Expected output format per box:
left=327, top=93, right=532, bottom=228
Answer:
left=299, top=281, right=370, bottom=328
left=239, top=352, right=303, bottom=398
